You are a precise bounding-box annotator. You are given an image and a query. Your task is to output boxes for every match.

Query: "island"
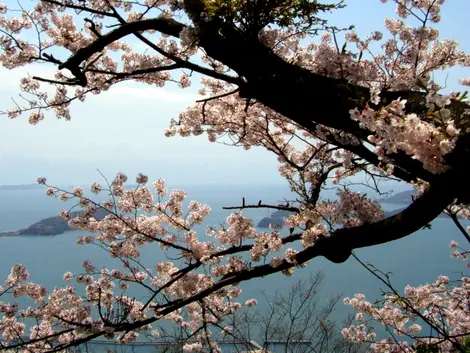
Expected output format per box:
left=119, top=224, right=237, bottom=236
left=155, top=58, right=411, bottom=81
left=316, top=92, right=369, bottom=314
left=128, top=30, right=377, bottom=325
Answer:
left=381, top=190, right=417, bottom=205
left=256, top=202, right=459, bottom=229
left=257, top=210, right=295, bottom=228
left=0, top=209, right=107, bottom=237
left=0, top=189, right=464, bottom=236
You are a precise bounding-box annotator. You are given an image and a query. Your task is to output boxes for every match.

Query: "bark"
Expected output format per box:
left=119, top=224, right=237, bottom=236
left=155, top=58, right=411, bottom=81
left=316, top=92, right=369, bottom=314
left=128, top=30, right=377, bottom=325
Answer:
left=50, top=0, right=470, bottom=261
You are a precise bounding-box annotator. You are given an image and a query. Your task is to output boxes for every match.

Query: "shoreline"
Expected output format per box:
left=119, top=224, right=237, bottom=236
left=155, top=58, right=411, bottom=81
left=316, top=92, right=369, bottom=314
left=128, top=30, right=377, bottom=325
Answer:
left=0, top=230, right=21, bottom=237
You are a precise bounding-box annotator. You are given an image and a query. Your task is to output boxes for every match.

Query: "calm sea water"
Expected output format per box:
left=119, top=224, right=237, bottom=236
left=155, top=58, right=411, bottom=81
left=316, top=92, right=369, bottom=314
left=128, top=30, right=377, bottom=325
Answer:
left=0, top=184, right=468, bottom=352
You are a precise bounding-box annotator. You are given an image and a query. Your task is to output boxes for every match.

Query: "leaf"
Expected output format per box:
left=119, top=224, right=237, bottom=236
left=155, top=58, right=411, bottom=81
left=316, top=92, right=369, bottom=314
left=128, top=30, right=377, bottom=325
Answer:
left=416, top=344, right=439, bottom=353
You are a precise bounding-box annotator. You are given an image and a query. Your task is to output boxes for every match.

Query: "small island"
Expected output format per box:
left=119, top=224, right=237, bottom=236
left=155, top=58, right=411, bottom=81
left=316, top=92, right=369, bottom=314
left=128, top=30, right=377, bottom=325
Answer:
left=257, top=197, right=461, bottom=228
left=257, top=210, right=294, bottom=228
left=0, top=209, right=107, bottom=237
left=1, top=189, right=463, bottom=236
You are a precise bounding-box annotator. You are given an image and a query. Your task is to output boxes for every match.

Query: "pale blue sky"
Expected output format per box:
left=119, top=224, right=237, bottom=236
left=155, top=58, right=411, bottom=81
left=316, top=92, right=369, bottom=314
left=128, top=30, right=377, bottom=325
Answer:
left=0, top=0, right=469, bottom=186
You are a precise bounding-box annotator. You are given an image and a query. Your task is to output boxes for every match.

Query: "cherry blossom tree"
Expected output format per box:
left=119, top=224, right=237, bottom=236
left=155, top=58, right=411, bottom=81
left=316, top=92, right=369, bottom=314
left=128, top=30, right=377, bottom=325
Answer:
left=1, top=0, right=470, bottom=352
left=342, top=243, right=470, bottom=353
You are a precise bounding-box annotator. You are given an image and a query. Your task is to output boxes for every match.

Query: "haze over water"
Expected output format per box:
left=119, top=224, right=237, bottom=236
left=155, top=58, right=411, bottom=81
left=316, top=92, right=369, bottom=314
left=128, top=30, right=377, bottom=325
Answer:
left=0, top=184, right=468, bottom=352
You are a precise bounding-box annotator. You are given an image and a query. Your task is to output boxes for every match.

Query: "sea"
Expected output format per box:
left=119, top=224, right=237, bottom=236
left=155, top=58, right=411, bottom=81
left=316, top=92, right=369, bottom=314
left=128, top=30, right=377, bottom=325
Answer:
left=0, top=183, right=468, bottom=352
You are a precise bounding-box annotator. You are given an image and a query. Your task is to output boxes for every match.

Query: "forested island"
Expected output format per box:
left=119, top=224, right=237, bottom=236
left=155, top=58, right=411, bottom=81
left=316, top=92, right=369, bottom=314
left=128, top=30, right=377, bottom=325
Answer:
left=0, top=209, right=107, bottom=237
left=256, top=190, right=458, bottom=229
left=257, top=210, right=294, bottom=228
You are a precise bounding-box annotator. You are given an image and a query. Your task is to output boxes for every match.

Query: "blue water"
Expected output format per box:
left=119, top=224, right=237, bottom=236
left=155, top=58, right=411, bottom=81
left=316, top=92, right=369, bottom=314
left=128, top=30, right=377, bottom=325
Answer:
left=0, top=185, right=468, bottom=352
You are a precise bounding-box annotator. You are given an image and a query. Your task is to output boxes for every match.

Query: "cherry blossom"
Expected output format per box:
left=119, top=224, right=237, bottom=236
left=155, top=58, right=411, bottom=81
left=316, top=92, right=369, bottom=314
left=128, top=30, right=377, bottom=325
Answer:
left=0, top=0, right=470, bottom=351
left=342, top=245, right=470, bottom=353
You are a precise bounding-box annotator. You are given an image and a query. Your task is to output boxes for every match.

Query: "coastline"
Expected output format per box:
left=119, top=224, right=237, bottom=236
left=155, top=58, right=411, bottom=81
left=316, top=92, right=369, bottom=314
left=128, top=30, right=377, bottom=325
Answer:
left=0, top=230, right=21, bottom=237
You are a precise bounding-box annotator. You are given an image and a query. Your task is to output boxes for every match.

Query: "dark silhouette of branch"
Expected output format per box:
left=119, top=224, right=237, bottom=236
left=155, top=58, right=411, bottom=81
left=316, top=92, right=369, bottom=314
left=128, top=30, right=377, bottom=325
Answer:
left=448, top=212, right=470, bottom=244
left=4, top=171, right=458, bottom=352
left=182, top=0, right=470, bottom=185
left=351, top=253, right=467, bottom=352
left=196, top=88, right=241, bottom=103
left=223, top=202, right=299, bottom=213
left=54, top=15, right=242, bottom=86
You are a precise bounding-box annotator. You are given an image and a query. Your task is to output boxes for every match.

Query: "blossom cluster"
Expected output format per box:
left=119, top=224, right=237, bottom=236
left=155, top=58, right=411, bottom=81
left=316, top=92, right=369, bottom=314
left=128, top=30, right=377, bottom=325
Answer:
left=0, top=0, right=197, bottom=122
left=0, top=0, right=469, bottom=351
left=0, top=173, right=301, bottom=352
left=342, top=242, right=470, bottom=353
left=350, top=89, right=460, bottom=173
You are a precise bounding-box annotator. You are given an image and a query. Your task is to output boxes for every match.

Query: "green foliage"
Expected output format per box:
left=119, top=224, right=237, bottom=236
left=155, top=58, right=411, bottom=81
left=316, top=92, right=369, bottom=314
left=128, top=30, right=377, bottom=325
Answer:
left=202, top=0, right=344, bottom=33
left=463, top=336, right=470, bottom=352
left=415, top=344, right=440, bottom=353
left=415, top=338, right=470, bottom=353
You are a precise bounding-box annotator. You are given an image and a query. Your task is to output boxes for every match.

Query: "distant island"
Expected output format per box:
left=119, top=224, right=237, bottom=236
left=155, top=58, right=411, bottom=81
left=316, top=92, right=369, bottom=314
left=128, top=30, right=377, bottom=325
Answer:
left=256, top=191, right=458, bottom=229
left=381, top=190, right=416, bottom=205
left=0, top=188, right=461, bottom=235
left=257, top=210, right=295, bottom=228
left=384, top=207, right=458, bottom=220
left=0, top=209, right=107, bottom=237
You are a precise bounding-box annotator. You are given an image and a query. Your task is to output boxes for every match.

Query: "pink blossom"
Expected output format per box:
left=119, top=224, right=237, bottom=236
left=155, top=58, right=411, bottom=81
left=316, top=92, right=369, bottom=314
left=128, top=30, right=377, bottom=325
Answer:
left=0, top=0, right=468, bottom=350
left=245, top=299, right=258, bottom=307
left=90, top=183, right=102, bottom=194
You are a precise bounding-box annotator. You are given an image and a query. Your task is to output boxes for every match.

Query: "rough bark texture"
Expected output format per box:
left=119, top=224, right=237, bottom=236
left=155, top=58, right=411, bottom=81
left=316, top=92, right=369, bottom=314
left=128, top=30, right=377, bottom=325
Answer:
left=49, top=0, right=470, bottom=261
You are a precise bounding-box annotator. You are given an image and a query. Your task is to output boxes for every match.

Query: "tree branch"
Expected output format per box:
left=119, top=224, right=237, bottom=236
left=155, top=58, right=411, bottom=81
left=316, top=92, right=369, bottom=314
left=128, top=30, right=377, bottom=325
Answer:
left=11, top=169, right=457, bottom=353
left=181, top=1, right=470, bottom=183
left=57, top=15, right=242, bottom=86
left=448, top=212, right=470, bottom=244
left=58, top=17, right=185, bottom=85
left=223, top=202, right=299, bottom=213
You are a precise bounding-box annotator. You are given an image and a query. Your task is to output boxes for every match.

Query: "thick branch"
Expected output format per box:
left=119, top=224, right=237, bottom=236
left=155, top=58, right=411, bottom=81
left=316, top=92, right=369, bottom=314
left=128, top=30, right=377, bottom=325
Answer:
left=18, top=168, right=459, bottom=353
left=130, top=29, right=242, bottom=85
left=316, top=170, right=459, bottom=262
left=62, top=18, right=184, bottom=68
left=57, top=18, right=185, bottom=84
left=57, top=15, right=243, bottom=86
left=90, top=175, right=456, bottom=337
left=183, top=2, right=470, bottom=183
left=448, top=212, right=470, bottom=244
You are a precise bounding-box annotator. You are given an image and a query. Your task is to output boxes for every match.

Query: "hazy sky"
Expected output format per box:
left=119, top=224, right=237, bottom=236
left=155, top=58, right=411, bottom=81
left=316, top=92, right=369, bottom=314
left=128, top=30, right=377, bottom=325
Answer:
left=0, top=0, right=469, bottom=186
